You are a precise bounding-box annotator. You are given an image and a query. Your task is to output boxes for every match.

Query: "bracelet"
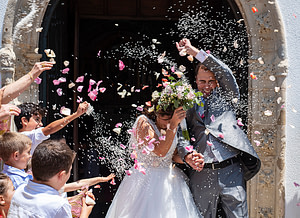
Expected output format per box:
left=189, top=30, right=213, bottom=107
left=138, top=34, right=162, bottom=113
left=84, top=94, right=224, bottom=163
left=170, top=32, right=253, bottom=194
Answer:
left=28, top=72, right=33, bottom=81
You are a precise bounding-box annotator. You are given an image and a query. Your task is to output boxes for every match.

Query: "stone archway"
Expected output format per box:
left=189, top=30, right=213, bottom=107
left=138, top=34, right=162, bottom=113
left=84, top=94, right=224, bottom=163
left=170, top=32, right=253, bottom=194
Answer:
left=0, top=0, right=287, bottom=217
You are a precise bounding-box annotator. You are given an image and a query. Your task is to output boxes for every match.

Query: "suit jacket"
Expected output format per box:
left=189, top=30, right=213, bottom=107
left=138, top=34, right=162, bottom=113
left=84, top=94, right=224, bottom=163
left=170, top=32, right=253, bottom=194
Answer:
left=178, top=53, right=261, bottom=181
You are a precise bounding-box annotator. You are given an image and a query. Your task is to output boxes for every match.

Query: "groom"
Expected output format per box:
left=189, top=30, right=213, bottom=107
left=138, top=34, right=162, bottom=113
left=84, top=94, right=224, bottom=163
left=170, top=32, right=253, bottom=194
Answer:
left=176, top=39, right=261, bottom=218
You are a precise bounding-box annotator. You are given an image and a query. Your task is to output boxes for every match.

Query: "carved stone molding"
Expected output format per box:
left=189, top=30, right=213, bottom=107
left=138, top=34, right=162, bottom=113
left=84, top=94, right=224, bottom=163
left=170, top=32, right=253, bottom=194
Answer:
left=0, top=0, right=287, bottom=217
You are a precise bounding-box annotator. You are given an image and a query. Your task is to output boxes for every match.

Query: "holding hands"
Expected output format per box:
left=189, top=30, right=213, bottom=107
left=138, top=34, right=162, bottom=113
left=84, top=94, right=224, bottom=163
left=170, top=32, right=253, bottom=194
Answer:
left=185, top=151, right=205, bottom=172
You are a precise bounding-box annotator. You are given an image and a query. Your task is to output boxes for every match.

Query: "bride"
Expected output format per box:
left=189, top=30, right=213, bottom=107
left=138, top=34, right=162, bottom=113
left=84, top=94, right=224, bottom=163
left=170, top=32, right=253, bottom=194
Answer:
left=106, top=99, right=203, bottom=218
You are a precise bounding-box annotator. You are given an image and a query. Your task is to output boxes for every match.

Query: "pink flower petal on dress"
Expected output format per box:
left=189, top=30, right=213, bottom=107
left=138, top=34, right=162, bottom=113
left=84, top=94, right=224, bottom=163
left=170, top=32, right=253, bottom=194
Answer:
left=148, top=138, right=156, bottom=145
left=139, top=167, right=146, bottom=175
left=34, top=77, right=42, bottom=84
left=56, top=88, right=63, bottom=96
left=207, top=141, right=213, bottom=146
left=99, top=157, right=105, bottom=160
left=130, top=151, right=137, bottom=159
left=119, top=60, right=125, bottom=71
left=125, top=170, right=132, bottom=176
left=53, top=80, right=60, bottom=85
left=237, top=118, right=244, bottom=127
left=62, top=68, right=70, bottom=74
left=185, top=146, right=194, bottom=152
left=210, top=115, right=215, bottom=122
left=77, top=86, right=84, bottom=92
left=76, top=76, right=84, bottom=83
left=147, top=144, right=154, bottom=151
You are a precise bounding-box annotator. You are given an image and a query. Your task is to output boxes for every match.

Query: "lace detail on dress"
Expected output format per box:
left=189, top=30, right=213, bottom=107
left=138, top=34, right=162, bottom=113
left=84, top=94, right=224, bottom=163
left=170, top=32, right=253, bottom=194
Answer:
left=130, top=115, right=177, bottom=169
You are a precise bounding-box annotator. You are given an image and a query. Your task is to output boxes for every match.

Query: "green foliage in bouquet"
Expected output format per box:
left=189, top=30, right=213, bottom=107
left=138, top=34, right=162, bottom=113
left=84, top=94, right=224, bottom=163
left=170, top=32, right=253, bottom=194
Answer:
left=153, top=76, right=204, bottom=112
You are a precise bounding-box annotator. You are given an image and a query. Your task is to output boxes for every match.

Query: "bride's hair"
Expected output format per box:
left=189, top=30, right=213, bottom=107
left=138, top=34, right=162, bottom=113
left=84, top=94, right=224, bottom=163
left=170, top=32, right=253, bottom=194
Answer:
left=143, top=99, right=174, bottom=122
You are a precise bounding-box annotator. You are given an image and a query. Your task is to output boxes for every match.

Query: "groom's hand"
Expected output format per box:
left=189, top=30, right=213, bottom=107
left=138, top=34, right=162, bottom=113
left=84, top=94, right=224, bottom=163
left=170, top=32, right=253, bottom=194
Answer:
left=185, top=151, right=204, bottom=172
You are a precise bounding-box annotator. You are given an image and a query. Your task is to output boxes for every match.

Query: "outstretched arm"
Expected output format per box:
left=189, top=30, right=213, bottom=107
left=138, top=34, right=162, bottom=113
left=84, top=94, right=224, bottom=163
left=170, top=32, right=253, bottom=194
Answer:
left=42, top=101, right=89, bottom=136
left=64, top=173, right=115, bottom=193
left=1, top=61, right=54, bottom=104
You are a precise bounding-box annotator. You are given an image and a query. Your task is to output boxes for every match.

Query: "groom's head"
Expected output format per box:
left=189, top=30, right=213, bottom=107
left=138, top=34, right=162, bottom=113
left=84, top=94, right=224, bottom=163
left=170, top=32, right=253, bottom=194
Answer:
left=195, top=64, right=218, bottom=98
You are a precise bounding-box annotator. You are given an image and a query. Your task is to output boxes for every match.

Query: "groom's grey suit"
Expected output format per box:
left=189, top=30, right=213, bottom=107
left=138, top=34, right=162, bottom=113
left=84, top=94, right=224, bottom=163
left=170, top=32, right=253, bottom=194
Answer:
left=178, top=53, right=261, bottom=218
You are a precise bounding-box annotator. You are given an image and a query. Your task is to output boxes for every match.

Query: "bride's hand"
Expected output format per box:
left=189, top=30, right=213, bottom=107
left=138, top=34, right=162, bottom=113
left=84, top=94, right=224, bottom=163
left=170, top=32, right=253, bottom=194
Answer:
left=169, top=107, right=186, bottom=129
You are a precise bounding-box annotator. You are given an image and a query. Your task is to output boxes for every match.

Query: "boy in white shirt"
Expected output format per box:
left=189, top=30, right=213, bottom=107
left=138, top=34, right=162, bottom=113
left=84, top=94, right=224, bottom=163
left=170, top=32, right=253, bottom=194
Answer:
left=8, top=140, right=94, bottom=218
left=14, top=102, right=89, bottom=154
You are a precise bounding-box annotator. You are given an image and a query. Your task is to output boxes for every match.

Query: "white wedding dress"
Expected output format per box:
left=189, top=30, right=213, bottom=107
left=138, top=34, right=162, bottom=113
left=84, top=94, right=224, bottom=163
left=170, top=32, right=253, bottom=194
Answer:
left=105, top=115, right=202, bottom=218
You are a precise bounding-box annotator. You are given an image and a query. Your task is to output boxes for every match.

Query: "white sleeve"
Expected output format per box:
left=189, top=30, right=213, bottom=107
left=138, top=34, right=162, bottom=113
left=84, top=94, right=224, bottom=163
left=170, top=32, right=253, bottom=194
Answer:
left=21, top=128, right=50, bottom=154
left=195, top=49, right=209, bottom=63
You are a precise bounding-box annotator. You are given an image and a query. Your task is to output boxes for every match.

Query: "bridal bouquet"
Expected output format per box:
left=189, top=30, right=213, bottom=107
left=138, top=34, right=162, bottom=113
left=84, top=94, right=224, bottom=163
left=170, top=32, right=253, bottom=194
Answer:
left=153, top=76, right=203, bottom=140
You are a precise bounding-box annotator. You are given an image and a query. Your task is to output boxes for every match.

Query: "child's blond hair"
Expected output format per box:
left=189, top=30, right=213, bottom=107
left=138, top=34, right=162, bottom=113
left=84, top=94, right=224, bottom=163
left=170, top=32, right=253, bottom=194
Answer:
left=0, top=132, right=31, bottom=162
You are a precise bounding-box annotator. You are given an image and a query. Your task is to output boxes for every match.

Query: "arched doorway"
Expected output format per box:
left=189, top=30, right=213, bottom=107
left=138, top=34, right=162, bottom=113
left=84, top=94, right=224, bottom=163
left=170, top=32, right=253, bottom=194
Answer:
left=39, top=0, right=248, bottom=217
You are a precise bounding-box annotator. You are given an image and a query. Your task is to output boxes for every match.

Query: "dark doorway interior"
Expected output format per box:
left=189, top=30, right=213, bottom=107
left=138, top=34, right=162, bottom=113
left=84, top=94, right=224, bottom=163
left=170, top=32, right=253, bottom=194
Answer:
left=40, top=0, right=248, bottom=217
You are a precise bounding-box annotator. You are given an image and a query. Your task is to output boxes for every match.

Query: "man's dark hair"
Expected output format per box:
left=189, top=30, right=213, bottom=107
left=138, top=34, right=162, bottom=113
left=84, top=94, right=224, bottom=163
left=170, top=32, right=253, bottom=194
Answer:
left=14, top=102, right=47, bottom=131
left=195, top=63, right=210, bottom=76
left=31, top=140, right=75, bottom=181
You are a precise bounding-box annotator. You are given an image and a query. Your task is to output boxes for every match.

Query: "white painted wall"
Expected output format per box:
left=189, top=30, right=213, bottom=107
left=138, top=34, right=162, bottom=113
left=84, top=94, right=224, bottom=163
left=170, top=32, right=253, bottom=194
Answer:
left=277, top=0, right=300, bottom=217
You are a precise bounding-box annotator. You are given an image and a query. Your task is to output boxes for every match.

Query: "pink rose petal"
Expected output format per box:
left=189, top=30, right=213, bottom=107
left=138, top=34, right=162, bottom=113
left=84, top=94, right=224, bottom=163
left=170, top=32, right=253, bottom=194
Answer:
left=159, top=136, right=166, bottom=141
left=218, top=133, right=224, bottom=139
left=253, top=140, right=261, bottom=146
left=88, top=91, right=97, bottom=101
left=34, top=77, right=42, bottom=84
left=185, top=146, right=194, bottom=152
left=125, top=170, right=132, bottom=176
left=142, top=147, right=150, bottom=155
left=56, top=88, right=63, bottom=96
left=58, top=77, right=66, bottom=83
left=119, top=60, right=125, bottom=71
left=136, top=106, right=143, bottom=111
left=210, top=115, right=215, bottom=122
left=207, top=141, right=213, bottom=146
left=53, top=79, right=60, bottom=85
left=110, top=178, right=116, bottom=185
left=120, top=144, right=126, bottom=149
left=76, top=76, right=84, bottom=83
left=77, top=96, right=83, bottom=103
left=115, top=123, right=122, bottom=128
left=99, top=87, right=106, bottom=93
left=254, top=131, right=261, bottom=135
left=77, top=86, right=84, bottom=92
left=62, top=68, right=70, bottom=74
left=99, top=157, right=105, bottom=160
left=191, top=137, right=196, bottom=142
left=237, top=118, right=244, bottom=127
left=88, top=79, right=96, bottom=92
left=130, top=151, right=137, bottom=159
